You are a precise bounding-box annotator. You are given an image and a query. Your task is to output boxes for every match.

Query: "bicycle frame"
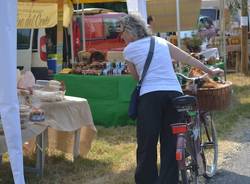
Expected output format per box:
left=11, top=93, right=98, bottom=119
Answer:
left=171, top=107, right=201, bottom=173
left=173, top=73, right=219, bottom=183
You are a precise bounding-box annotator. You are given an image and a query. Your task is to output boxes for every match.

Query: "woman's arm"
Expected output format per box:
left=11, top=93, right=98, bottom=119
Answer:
left=126, top=60, right=139, bottom=81
left=167, top=41, right=223, bottom=76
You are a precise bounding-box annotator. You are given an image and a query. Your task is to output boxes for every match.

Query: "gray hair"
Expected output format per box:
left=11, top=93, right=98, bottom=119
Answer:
left=118, top=14, right=152, bottom=40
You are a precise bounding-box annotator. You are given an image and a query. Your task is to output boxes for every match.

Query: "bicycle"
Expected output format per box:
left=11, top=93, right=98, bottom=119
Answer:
left=171, top=73, right=218, bottom=184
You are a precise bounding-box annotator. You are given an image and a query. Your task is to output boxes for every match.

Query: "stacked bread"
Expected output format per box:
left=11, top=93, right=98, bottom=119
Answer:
left=33, top=80, right=65, bottom=102
left=20, top=104, right=31, bottom=123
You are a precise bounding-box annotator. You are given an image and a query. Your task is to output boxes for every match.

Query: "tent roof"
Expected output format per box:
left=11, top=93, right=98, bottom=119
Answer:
left=17, top=0, right=125, bottom=28
left=19, top=0, right=125, bottom=3
left=72, top=0, right=125, bottom=3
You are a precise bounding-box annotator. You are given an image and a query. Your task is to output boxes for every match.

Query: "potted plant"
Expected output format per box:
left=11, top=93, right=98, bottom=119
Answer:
left=183, top=35, right=202, bottom=53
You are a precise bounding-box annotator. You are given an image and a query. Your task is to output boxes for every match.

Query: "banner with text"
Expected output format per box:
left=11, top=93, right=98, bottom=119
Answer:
left=17, top=2, right=57, bottom=29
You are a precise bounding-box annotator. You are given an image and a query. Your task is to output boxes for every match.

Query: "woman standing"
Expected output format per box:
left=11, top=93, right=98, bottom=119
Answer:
left=119, top=14, right=223, bottom=184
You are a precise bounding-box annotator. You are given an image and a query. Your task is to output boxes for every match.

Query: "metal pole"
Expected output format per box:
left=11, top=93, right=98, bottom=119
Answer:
left=220, top=0, right=227, bottom=80
left=82, top=4, right=86, bottom=51
left=176, top=0, right=181, bottom=48
left=57, top=0, right=64, bottom=71
left=175, top=0, right=182, bottom=71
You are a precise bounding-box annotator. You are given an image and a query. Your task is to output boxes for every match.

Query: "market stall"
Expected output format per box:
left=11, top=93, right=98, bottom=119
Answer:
left=17, top=71, right=97, bottom=155
left=0, top=1, right=124, bottom=182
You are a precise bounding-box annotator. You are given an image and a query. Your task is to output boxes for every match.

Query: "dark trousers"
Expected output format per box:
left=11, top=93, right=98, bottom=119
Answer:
left=135, top=91, right=182, bottom=184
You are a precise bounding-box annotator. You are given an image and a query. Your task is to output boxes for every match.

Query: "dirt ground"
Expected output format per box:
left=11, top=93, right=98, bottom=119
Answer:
left=206, top=118, right=250, bottom=184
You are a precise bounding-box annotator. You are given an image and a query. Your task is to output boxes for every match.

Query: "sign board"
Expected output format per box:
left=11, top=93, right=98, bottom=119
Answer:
left=147, top=0, right=201, bottom=32
left=17, top=2, right=57, bottom=28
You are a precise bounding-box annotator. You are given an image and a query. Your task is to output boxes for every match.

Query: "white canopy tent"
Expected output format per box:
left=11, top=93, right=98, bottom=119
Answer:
left=126, top=0, right=147, bottom=23
left=0, top=0, right=25, bottom=183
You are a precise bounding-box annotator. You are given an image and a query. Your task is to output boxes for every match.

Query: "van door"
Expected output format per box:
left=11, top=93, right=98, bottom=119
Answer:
left=17, top=29, right=32, bottom=71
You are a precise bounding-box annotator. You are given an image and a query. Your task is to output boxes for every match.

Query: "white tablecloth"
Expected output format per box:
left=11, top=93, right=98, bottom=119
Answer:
left=0, top=96, right=96, bottom=158
left=41, top=96, right=96, bottom=158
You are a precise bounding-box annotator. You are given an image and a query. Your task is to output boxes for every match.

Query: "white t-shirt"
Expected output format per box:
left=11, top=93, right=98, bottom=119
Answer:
left=123, top=36, right=182, bottom=96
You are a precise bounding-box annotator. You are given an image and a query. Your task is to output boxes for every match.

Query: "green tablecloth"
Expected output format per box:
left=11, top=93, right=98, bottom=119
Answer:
left=207, top=61, right=225, bottom=70
left=54, top=74, right=137, bottom=127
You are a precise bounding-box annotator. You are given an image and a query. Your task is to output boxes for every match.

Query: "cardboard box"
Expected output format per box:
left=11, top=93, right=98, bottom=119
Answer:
left=107, top=51, right=124, bottom=61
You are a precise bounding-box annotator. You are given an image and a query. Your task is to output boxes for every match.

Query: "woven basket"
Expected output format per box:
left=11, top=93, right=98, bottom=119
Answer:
left=183, top=81, right=232, bottom=111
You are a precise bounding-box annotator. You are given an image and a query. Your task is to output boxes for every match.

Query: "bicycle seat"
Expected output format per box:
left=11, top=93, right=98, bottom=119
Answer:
left=172, top=95, right=197, bottom=111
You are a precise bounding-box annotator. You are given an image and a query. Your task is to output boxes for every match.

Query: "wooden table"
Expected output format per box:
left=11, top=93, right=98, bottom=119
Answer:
left=40, top=96, right=96, bottom=158
left=0, top=122, right=48, bottom=176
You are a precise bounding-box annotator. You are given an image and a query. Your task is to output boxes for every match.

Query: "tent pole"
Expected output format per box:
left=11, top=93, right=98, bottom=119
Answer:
left=81, top=3, right=86, bottom=51
left=176, top=0, right=181, bottom=48
left=57, top=0, right=64, bottom=71
left=176, top=0, right=182, bottom=71
left=220, top=0, right=227, bottom=80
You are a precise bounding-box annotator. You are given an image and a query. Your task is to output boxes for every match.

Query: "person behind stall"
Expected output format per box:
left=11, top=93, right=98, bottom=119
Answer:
left=147, top=15, right=154, bottom=32
left=147, top=15, right=153, bottom=26
left=89, top=51, right=105, bottom=63
left=78, top=51, right=91, bottom=64
left=118, top=14, right=223, bottom=184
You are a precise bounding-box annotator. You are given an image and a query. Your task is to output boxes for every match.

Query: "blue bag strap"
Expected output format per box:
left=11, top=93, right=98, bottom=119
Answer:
left=138, top=36, right=155, bottom=87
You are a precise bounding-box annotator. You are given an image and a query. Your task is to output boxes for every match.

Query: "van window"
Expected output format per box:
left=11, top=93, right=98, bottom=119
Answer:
left=104, top=17, right=119, bottom=39
left=17, top=29, right=31, bottom=49
left=200, top=9, right=220, bottom=21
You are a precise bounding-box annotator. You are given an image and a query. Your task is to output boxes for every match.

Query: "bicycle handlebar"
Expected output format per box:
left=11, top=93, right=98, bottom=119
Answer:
left=176, top=73, right=208, bottom=82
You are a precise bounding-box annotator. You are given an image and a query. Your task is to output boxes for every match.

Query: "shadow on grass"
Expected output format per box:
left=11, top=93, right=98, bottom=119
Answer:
left=206, top=169, right=250, bottom=184
left=0, top=153, right=112, bottom=184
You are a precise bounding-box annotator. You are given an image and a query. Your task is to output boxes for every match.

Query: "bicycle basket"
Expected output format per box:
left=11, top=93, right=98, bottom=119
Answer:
left=183, top=81, right=232, bottom=111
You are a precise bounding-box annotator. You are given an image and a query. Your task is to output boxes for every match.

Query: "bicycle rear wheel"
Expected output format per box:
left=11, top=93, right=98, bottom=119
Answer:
left=179, top=139, right=199, bottom=184
left=200, top=112, right=218, bottom=178
left=180, top=169, right=198, bottom=184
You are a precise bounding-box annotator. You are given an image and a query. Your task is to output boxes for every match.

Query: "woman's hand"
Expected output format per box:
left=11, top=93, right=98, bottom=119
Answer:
left=209, top=68, right=224, bottom=77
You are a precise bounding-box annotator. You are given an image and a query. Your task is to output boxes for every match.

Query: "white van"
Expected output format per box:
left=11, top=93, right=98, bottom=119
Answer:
left=17, top=29, right=48, bottom=79
left=17, top=27, right=72, bottom=79
left=200, top=0, right=220, bottom=28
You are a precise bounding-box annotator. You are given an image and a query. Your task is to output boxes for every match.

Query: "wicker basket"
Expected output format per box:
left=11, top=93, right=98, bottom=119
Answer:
left=183, top=81, right=232, bottom=111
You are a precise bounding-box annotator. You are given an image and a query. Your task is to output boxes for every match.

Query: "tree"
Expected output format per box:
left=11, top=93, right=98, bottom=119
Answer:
left=226, top=0, right=241, bottom=17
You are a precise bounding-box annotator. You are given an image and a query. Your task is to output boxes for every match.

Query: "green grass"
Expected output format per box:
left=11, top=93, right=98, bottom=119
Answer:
left=0, top=73, right=250, bottom=183
left=214, top=74, right=250, bottom=137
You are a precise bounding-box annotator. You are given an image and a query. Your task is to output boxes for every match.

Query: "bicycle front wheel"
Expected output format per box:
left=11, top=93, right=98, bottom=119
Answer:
left=200, top=112, right=218, bottom=178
